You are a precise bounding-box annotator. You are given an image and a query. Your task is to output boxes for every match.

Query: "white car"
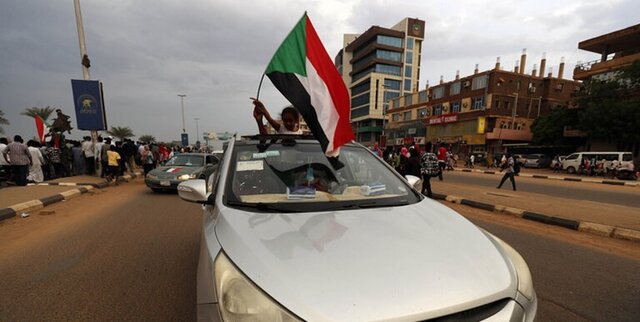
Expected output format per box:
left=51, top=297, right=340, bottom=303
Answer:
left=178, top=135, right=537, bottom=321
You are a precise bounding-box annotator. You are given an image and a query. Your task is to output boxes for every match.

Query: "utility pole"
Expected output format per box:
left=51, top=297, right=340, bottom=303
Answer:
left=178, top=94, right=186, bottom=133
left=194, top=118, right=200, bottom=143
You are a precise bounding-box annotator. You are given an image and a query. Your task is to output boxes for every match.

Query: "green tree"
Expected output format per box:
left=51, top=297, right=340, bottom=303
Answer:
left=21, top=106, right=56, bottom=122
left=0, top=109, right=9, bottom=134
left=107, top=126, right=135, bottom=141
left=573, top=60, right=640, bottom=147
left=530, top=106, right=577, bottom=145
left=138, top=134, right=156, bottom=143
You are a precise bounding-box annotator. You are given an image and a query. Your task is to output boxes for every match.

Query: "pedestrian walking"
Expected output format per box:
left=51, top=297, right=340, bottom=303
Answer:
left=2, top=135, right=32, bottom=186
left=141, top=145, right=155, bottom=176
left=81, top=136, right=95, bottom=175
left=420, top=151, right=440, bottom=198
left=106, top=145, right=121, bottom=182
left=497, top=153, right=517, bottom=191
left=436, top=143, right=447, bottom=181
left=469, top=154, right=475, bottom=168
left=26, top=140, right=45, bottom=183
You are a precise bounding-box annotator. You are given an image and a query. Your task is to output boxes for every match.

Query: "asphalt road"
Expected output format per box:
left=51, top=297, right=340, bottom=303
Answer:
left=439, top=170, right=640, bottom=208
left=0, top=181, right=638, bottom=321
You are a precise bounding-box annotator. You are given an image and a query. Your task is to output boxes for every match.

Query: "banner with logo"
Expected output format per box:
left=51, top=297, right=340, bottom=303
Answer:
left=71, top=79, right=107, bottom=130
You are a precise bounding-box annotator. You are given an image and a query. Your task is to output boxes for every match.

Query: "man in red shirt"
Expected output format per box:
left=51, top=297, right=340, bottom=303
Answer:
left=436, top=143, right=446, bottom=181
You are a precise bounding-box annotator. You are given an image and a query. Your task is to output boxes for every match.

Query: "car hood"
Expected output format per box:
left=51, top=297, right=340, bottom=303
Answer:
left=215, top=198, right=516, bottom=322
left=149, top=165, right=202, bottom=178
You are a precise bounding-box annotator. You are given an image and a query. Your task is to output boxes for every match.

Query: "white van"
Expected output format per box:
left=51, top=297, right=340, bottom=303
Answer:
left=561, top=151, right=634, bottom=173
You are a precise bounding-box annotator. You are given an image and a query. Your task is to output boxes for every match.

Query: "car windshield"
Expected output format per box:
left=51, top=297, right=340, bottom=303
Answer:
left=165, top=155, right=204, bottom=167
left=224, top=141, right=420, bottom=211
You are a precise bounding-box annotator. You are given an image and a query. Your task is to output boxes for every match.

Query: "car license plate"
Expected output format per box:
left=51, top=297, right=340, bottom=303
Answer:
left=160, top=180, right=170, bottom=186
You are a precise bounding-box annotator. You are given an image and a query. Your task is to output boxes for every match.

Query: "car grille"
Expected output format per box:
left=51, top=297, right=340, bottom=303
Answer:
left=422, top=298, right=510, bottom=322
left=156, top=173, right=177, bottom=179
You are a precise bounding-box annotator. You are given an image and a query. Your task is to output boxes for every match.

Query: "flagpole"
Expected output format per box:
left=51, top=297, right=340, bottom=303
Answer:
left=256, top=73, right=265, bottom=99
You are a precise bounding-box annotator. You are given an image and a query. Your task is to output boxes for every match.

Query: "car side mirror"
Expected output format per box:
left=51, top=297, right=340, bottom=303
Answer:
left=178, top=179, right=208, bottom=203
left=404, top=175, right=422, bottom=192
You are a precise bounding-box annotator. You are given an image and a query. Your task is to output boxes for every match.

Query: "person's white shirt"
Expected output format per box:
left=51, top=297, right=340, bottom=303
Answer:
left=81, top=140, right=95, bottom=157
left=27, top=146, right=44, bottom=167
left=0, top=143, right=8, bottom=165
left=278, top=127, right=303, bottom=135
left=94, top=142, right=104, bottom=162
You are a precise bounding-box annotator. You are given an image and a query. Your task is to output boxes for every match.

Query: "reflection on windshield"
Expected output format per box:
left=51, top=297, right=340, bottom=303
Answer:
left=165, top=155, right=204, bottom=167
left=226, top=143, right=418, bottom=208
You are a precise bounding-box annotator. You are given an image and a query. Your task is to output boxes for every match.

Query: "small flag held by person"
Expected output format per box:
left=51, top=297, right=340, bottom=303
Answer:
left=261, top=13, right=354, bottom=157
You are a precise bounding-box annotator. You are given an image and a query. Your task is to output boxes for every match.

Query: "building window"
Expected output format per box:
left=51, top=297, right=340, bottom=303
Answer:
left=450, top=82, right=461, bottom=95
left=418, top=91, right=428, bottom=102
left=377, top=50, right=402, bottom=62
left=471, top=97, right=485, bottom=110
left=375, top=64, right=402, bottom=76
left=392, top=113, right=400, bottom=121
left=494, top=99, right=500, bottom=109
left=432, top=86, right=445, bottom=99
left=417, top=108, right=428, bottom=117
left=472, top=75, right=488, bottom=90
left=384, top=79, right=401, bottom=90
left=352, top=67, right=375, bottom=82
left=351, top=93, right=370, bottom=108
left=351, top=106, right=369, bottom=118
left=504, top=101, right=510, bottom=110
left=403, top=111, right=412, bottom=120
left=384, top=91, right=399, bottom=103
left=405, top=94, right=413, bottom=106
left=433, top=104, right=443, bottom=115
left=404, top=79, right=412, bottom=91
left=406, top=37, right=414, bottom=49
left=351, top=81, right=370, bottom=96
left=450, top=101, right=461, bottom=113
left=405, top=66, right=412, bottom=77
left=377, top=35, right=403, bottom=48
left=405, top=51, right=413, bottom=64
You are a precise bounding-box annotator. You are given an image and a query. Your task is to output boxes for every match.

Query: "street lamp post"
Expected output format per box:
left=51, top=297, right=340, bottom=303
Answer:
left=178, top=94, right=187, bottom=133
left=194, top=118, right=200, bottom=143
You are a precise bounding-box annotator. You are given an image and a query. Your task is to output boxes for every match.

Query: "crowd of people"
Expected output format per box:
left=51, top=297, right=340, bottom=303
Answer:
left=0, top=134, right=201, bottom=187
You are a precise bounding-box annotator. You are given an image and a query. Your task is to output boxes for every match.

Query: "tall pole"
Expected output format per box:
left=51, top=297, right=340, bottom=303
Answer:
left=511, top=92, right=518, bottom=129
left=178, top=94, right=186, bottom=133
left=194, top=118, right=200, bottom=142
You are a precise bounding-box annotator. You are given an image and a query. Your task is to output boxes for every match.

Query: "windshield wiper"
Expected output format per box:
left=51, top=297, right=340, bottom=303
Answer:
left=226, top=200, right=299, bottom=213
left=341, top=200, right=411, bottom=209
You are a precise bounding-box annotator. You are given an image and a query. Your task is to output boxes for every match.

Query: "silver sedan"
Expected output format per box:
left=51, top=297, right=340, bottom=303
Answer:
left=179, top=136, right=537, bottom=321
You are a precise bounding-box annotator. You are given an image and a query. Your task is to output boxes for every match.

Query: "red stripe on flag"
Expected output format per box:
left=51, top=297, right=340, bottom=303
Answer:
left=35, top=114, right=45, bottom=143
left=304, top=17, right=354, bottom=149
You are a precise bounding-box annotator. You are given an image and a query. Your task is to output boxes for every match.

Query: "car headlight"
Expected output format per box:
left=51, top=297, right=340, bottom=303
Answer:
left=146, top=174, right=157, bottom=179
left=214, top=252, right=301, bottom=322
left=485, top=232, right=534, bottom=301
left=177, top=174, right=196, bottom=180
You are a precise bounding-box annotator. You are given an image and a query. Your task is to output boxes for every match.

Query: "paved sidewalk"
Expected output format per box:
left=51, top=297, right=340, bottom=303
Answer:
left=0, top=172, right=142, bottom=222
left=452, top=166, right=639, bottom=187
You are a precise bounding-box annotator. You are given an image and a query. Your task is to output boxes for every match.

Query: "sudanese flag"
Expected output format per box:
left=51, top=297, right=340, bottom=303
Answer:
left=35, top=114, right=48, bottom=143
left=265, top=13, right=354, bottom=157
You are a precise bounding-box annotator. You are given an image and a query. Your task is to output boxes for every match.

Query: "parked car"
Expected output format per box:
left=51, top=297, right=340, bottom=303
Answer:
left=178, top=135, right=537, bottom=321
left=145, top=153, right=219, bottom=192
left=562, top=151, right=634, bottom=174
left=523, top=154, right=552, bottom=168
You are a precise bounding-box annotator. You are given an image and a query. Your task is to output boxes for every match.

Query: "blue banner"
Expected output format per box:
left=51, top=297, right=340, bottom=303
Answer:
left=181, top=133, right=189, bottom=146
left=71, top=79, right=107, bottom=130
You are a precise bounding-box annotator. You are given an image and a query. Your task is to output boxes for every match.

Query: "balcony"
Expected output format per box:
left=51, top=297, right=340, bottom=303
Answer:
left=355, top=126, right=383, bottom=134
left=573, top=52, right=640, bottom=80
left=563, top=126, right=586, bottom=137
left=485, top=128, right=532, bottom=141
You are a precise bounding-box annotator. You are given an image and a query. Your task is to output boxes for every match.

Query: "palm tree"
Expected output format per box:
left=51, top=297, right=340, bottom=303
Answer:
left=107, top=126, right=135, bottom=141
left=21, top=106, right=56, bottom=122
left=0, top=109, right=9, bottom=134
left=138, top=134, right=156, bottom=143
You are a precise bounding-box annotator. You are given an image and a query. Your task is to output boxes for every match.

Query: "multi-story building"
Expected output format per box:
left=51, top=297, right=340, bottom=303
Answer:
left=335, top=18, right=425, bottom=146
left=386, top=51, right=580, bottom=157
left=568, top=23, right=640, bottom=154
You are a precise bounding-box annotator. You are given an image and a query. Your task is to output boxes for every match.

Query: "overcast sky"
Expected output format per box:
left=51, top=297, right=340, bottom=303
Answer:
left=1, top=0, right=638, bottom=143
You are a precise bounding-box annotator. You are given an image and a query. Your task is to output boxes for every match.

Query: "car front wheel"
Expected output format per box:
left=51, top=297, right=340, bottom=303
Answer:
left=567, top=166, right=576, bottom=174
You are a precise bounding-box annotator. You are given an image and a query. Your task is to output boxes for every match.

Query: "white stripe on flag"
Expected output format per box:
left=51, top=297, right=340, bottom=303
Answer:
left=297, top=59, right=341, bottom=156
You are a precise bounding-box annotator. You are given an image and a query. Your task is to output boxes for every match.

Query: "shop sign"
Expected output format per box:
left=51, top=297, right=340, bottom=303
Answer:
left=427, top=113, right=458, bottom=125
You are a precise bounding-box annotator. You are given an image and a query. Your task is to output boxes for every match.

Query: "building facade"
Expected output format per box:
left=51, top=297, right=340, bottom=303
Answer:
left=386, top=54, right=580, bottom=158
left=568, top=23, right=640, bottom=155
left=335, top=18, right=425, bottom=147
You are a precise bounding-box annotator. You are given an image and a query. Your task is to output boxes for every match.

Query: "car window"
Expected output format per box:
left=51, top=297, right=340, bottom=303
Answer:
left=622, top=153, right=632, bottom=161
left=165, top=155, right=204, bottom=167
left=565, top=154, right=578, bottom=160
left=225, top=142, right=420, bottom=211
left=206, top=155, right=218, bottom=165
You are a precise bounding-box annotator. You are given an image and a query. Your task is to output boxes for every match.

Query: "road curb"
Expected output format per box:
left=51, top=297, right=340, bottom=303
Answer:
left=0, top=172, right=142, bottom=223
left=452, top=168, right=638, bottom=187
left=437, top=193, right=640, bottom=243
